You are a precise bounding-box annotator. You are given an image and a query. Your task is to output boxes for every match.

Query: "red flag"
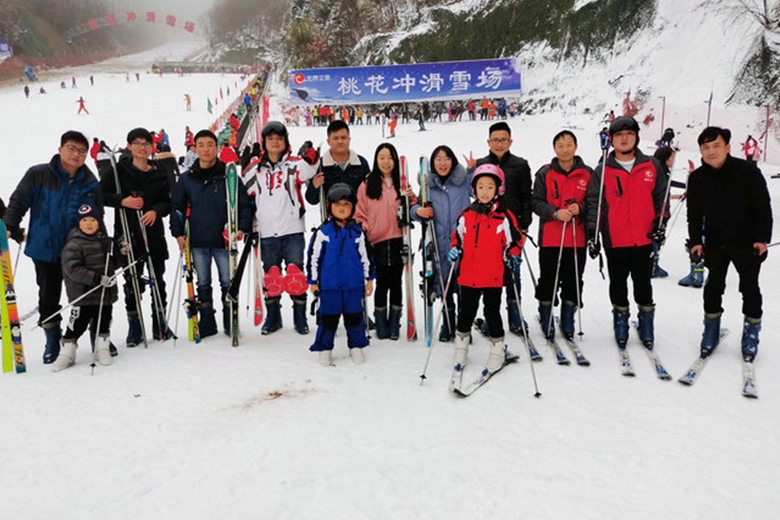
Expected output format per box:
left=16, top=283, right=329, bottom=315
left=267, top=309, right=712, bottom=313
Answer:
left=184, top=21, right=195, bottom=33
left=107, top=14, right=118, bottom=25
left=219, top=87, right=223, bottom=100
left=166, top=15, right=176, bottom=27
left=88, top=19, right=100, bottom=30
left=146, top=11, right=155, bottom=23
left=127, top=11, right=137, bottom=22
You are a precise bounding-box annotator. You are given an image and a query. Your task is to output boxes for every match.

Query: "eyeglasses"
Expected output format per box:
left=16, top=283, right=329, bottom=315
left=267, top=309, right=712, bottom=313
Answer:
left=131, top=141, right=152, bottom=148
left=63, top=144, right=88, bottom=156
left=490, top=138, right=511, bottom=144
left=434, top=156, right=452, bottom=162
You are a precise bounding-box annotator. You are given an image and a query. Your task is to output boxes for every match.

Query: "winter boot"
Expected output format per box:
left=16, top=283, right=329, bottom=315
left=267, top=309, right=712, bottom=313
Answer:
left=349, top=347, right=366, bottom=365
left=388, top=305, right=402, bottom=341
left=650, top=244, right=668, bottom=278
left=125, top=312, right=143, bottom=348
left=89, top=321, right=119, bottom=356
left=374, top=307, right=389, bottom=340
left=560, top=300, right=577, bottom=340
left=741, top=317, right=761, bottom=361
left=700, top=313, right=722, bottom=355
left=318, top=349, right=333, bottom=367
left=94, top=334, right=113, bottom=366
left=612, top=306, right=630, bottom=346
left=292, top=298, right=309, bottom=335
left=198, top=302, right=218, bottom=338
left=506, top=298, right=523, bottom=334
left=485, top=336, right=507, bottom=373
left=679, top=261, right=705, bottom=288
left=438, top=307, right=456, bottom=343
left=51, top=339, right=77, bottom=372
left=42, top=323, right=61, bottom=364
left=261, top=298, right=283, bottom=336
left=637, top=305, right=655, bottom=347
left=538, top=302, right=555, bottom=340
left=453, top=331, right=470, bottom=366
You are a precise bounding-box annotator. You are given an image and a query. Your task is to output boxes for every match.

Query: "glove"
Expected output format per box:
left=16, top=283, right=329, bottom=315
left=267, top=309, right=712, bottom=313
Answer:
left=505, top=254, right=522, bottom=274
left=301, top=146, right=319, bottom=166
left=448, top=246, right=461, bottom=262
left=100, top=275, right=116, bottom=288
left=648, top=220, right=666, bottom=246
left=587, top=238, right=600, bottom=259
left=297, top=140, right=313, bottom=157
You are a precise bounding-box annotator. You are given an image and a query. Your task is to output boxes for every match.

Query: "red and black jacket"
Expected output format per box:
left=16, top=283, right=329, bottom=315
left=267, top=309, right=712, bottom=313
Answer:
left=451, top=201, right=522, bottom=288
left=532, top=156, right=592, bottom=248
left=585, top=150, right=666, bottom=248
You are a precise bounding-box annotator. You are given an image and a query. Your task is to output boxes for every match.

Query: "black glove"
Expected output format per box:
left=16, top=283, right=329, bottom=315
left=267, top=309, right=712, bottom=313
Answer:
left=9, top=226, right=25, bottom=244
left=297, top=140, right=313, bottom=156
left=301, top=146, right=319, bottom=166
left=648, top=220, right=666, bottom=246
left=587, top=238, right=600, bottom=259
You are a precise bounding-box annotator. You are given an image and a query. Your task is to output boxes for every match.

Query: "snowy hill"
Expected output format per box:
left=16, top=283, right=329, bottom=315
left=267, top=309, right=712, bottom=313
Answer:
left=0, top=41, right=778, bottom=520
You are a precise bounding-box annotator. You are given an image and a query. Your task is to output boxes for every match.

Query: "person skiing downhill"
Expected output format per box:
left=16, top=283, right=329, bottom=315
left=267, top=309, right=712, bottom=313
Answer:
left=77, top=97, right=88, bottom=115
left=307, top=183, right=374, bottom=366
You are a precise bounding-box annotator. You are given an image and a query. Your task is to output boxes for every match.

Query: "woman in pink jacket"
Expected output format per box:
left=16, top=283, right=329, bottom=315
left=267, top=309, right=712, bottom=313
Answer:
left=355, top=143, right=416, bottom=340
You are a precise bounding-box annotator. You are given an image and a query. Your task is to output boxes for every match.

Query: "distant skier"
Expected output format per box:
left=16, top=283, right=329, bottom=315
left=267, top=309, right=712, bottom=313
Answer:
left=71, top=76, right=77, bottom=88
left=599, top=127, right=610, bottom=150
left=744, top=134, right=758, bottom=163
left=24, top=85, right=29, bottom=98
left=660, top=127, right=675, bottom=148
left=184, top=93, right=191, bottom=111
left=77, top=96, right=88, bottom=115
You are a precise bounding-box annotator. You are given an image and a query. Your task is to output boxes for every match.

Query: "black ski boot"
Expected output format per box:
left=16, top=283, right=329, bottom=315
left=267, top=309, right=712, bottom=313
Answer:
left=126, top=311, right=143, bottom=347
left=293, top=297, right=309, bottom=335
left=374, top=307, right=389, bottom=340
left=198, top=302, right=218, bottom=338
left=42, top=323, right=61, bottom=364
left=262, top=297, right=283, bottom=336
left=388, top=305, right=402, bottom=341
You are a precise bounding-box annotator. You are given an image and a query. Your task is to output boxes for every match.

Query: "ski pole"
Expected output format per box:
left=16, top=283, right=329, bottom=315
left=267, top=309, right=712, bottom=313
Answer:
left=767, top=241, right=780, bottom=248
left=521, top=247, right=538, bottom=292
left=13, top=243, right=21, bottom=277
left=510, top=270, right=542, bottom=398
left=419, top=257, right=458, bottom=385
left=172, top=252, right=185, bottom=347
left=570, top=216, right=584, bottom=339
left=35, top=255, right=145, bottom=329
left=136, top=209, right=170, bottom=340
left=91, top=240, right=114, bottom=375
left=592, top=148, right=609, bottom=279
left=545, top=220, right=568, bottom=348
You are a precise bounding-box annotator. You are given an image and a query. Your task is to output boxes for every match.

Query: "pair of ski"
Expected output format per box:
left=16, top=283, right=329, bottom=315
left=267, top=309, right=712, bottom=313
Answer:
left=399, top=156, right=417, bottom=341
left=449, top=347, right=520, bottom=397
left=614, top=321, right=671, bottom=379
left=677, top=329, right=756, bottom=398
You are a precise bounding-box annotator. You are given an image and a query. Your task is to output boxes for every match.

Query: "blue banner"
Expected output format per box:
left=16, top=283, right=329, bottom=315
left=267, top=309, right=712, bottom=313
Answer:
left=288, top=58, right=521, bottom=105
left=0, top=40, right=12, bottom=60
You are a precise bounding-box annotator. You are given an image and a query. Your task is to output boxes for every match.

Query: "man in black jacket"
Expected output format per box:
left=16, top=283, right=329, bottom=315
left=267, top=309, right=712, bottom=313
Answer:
left=101, top=127, right=173, bottom=345
left=466, top=122, right=533, bottom=334
left=687, top=126, right=773, bottom=392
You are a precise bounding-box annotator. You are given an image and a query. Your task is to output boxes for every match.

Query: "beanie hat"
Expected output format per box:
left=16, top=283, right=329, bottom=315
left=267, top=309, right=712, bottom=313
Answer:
left=78, top=202, right=101, bottom=223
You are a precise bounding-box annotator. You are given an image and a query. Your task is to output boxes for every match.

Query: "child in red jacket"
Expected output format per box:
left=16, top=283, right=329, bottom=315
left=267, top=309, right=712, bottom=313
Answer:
left=448, top=163, right=524, bottom=373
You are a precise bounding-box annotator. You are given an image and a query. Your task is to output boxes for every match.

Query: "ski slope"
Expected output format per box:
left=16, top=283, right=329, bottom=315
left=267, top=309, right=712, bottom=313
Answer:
left=0, top=42, right=778, bottom=520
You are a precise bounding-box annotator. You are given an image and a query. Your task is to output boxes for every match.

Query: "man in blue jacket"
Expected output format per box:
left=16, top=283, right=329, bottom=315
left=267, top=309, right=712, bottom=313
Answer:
left=170, top=129, right=252, bottom=338
left=4, top=130, right=103, bottom=363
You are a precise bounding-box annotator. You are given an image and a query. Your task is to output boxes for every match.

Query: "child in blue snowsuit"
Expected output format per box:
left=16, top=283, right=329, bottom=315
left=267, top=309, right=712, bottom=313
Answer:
left=306, top=183, right=374, bottom=366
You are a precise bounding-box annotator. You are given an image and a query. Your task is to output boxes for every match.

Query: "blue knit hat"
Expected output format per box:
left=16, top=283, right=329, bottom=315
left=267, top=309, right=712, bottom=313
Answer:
left=78, top=201, right=101, bottom=223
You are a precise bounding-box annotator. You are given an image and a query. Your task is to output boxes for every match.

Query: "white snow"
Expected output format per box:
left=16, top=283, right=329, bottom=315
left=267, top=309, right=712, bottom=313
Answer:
left=0, top=35, right=778, bottom=520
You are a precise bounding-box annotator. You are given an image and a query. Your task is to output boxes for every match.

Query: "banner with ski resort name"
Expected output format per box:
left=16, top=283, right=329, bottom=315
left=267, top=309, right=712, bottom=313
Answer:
left=288, top=58, right=521, bottom=105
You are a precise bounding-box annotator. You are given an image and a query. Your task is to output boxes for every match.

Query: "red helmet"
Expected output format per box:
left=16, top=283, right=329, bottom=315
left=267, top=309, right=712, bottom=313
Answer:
left=472, top=163, right=505, bottom=199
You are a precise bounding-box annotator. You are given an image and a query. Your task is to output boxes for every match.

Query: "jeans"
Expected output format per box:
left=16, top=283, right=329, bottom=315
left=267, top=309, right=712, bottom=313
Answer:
left=260, top=233, right=305, bottom=272
left=191, top=248, right=231, bottom=305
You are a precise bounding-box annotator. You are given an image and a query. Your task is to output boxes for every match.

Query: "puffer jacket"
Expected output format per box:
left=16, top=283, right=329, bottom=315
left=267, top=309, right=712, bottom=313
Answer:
left=61, top=226, right=118, bottom=306
left=532, top=156, right=592, bottom=248
left=4, top=155, right=102, bottom=263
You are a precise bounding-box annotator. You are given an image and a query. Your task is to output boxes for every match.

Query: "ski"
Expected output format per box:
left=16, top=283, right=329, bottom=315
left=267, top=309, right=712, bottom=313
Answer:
left=742, top=360, right=757, bottom=398
left=419, top=156, right=436, bottom=348
left=555, top=317, right=589, bottom=366
left=1, top=270, right=12, bottom=373
left=226, top=236, right=252, bottom=304
left=617, top=341, right=635, bottom=377
left=454, top=350, right=519, bottom=397
left=0, top=221, right=25, bottom=373
left=399, top=156, right=417, bottom=341
left=537, top=315, right=569, bottom=364
left=474, top=317, right=541, bottom=361
left=448, top=363, right=464, bottom=392
left=253, top=220, right=264, bottom=327
left=631, top=321, right=670, bottom=380
left=226, top=162, right=240, bottom=346
left=678, top=352, right=709, bottom=386
left=183, top=219, right=200, bottom=343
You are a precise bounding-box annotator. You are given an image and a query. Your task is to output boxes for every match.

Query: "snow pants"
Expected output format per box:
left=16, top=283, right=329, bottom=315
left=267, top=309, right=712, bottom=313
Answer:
left=604, top=245, right=654, bottom=308
left=458, top=286, right=503, bottom=337
left=703, top=242, right=764, bottom=319
left=310, top=288, right=368, bottom=351
left=535, top=246, right=587, bottom=306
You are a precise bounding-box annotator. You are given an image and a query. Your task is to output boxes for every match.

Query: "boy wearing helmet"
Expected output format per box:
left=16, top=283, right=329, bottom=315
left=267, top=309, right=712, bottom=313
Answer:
left=241, top=121, right=320, bottom=336
left=585, top=116, right=667, bottom=356
left=448, top=164, right=525, bottom=374
left=306, top=183, right=374, bottom=366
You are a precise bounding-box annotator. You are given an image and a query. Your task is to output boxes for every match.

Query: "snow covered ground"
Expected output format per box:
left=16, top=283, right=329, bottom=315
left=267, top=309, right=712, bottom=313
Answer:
left=0, top=42, right=778, bottom=520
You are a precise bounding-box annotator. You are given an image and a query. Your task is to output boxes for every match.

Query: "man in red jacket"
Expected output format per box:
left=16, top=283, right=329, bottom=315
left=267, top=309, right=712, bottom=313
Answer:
left=586, top=116, right=666, bottom=352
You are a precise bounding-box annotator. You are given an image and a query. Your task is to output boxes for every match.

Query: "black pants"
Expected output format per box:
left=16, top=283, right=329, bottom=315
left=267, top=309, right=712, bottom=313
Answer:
left=704, top=242, right=764, bottom=319
left=374, top=265, right=403, bottom=309
left=63, top=304, right=113, bottom=340
left=535, top=246, right=586, bottom=306
left=458, top=286, right=503, bottom=337
left=604, top=245, right=654, bottom=308
left=34, top=259, right=63, bottom=326
left=124, top=252, right=167, bottom=314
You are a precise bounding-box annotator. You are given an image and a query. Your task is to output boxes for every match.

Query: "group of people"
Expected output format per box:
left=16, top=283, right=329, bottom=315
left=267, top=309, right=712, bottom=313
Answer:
left=1, top=115, right=772, bottom=379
